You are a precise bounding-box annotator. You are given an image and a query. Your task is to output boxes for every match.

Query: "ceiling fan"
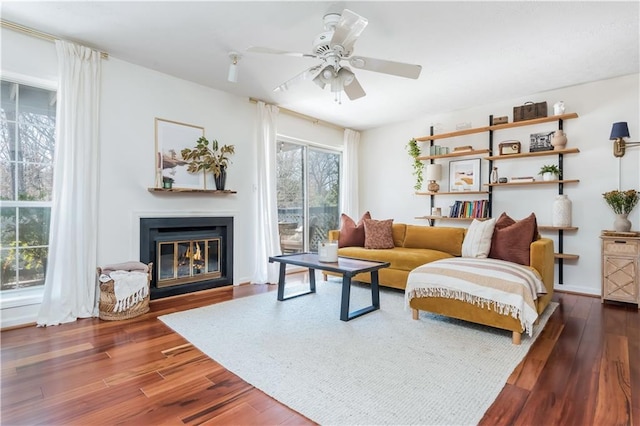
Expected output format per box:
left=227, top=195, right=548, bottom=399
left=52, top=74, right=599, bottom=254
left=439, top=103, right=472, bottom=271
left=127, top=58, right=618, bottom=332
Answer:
left=247, top=9, right=422, bottom=103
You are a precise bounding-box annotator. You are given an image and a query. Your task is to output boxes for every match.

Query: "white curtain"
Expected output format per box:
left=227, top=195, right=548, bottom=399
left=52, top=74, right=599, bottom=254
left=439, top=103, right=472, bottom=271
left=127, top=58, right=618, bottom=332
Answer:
left=252, top=101, right=281, bottom=284
left=37, top=40, right=101, bottom=326
left=340, top=129, right=360, bottom=218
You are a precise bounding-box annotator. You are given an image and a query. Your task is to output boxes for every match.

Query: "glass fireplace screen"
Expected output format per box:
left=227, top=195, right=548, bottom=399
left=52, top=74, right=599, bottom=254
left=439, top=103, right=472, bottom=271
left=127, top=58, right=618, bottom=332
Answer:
left=156, top=238, right=221, bottom=288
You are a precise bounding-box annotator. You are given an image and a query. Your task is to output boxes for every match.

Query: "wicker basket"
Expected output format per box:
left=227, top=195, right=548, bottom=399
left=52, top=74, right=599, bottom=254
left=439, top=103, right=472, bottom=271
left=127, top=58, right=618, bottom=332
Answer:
left=96, top=262, right=152, bottom=321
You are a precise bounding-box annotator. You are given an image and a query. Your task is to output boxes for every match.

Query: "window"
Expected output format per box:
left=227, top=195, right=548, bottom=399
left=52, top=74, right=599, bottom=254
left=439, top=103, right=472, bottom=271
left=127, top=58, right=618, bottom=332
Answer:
left=0, top=80, right=56, bottom=292
left=276, top=139, right=340, bottom=254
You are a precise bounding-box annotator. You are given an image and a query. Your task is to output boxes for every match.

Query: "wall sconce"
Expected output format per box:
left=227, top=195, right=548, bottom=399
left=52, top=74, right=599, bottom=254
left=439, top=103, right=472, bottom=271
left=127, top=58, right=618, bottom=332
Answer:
left=228, top=51, right=241, bottom=83
left=426, top=163, right=442, bottom=192
left=610, top=122, right=640, bottom=157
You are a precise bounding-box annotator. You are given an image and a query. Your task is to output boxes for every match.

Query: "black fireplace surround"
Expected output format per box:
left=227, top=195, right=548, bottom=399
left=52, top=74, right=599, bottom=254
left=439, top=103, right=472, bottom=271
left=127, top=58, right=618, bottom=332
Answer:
left=140, top=216, right=233, bottom=299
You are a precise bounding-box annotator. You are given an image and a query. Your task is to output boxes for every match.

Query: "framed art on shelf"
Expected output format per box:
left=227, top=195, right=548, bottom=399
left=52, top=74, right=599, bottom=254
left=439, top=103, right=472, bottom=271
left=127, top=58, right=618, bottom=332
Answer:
left=529, top=131, right=554, bottom=152
left=155, top=118, right=205, bottom=189
left=449, top=158, right=481, bottom=192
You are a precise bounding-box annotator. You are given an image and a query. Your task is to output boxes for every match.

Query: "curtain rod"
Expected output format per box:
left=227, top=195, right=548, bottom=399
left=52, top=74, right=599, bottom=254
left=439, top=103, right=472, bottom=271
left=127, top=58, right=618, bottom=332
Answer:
left=249, top=97, right=344, bottom=131
left=1, top=19, right=109, bottom=60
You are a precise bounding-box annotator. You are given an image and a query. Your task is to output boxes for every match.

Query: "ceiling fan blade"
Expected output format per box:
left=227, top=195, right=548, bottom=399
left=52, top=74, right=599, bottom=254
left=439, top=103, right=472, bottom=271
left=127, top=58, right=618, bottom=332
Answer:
left=348, top=56, right=422, bottom=79
left=330, top=9, right=368, bottom=54
left=274, top=65, right=323, bottom=92
left=343, top=74, right=366, bottom=100
left=246, top=46, right=317, bottom=59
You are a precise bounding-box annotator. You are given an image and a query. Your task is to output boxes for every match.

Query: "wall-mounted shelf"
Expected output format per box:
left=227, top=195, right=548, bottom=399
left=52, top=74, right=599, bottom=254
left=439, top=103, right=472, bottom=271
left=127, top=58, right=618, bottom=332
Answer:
left=414, top=113, right=578, bottom=142
left=555, top=253, right=579, bottom=260
left=485, top=179, right=579, bottom=187
left=538, top=226, right=578, bottom=231
left=415, top=216, right=477, bottom=221
left=417, top=149, right=490, bottom=161
left=485, top=147, right=580, bottom=161
left=148, top=187, right=237, bottom=194
left=412, top=111, right=580, bottom=285
left=415, top=190, right=489, bottom=196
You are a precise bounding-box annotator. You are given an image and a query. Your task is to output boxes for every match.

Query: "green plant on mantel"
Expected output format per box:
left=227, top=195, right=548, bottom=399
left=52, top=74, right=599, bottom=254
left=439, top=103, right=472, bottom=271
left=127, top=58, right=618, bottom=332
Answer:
left=407, top=138, right=424, bottom=191
left=181, top=136, right=235, bottom=178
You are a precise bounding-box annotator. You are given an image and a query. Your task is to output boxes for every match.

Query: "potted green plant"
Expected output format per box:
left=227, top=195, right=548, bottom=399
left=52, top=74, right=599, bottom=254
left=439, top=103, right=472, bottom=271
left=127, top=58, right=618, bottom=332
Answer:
left=181, top=136, right=235, bottom=190
left=407, top=138, right=424, bottom=191
left=538, top=164, right=560, bottom=181
left=162, top=176, right=174, bottom=189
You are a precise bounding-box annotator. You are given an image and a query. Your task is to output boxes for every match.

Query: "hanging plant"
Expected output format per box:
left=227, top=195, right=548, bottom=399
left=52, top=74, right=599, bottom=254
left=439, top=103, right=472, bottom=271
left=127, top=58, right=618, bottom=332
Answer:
left=407, top=138, right=424, bottom=190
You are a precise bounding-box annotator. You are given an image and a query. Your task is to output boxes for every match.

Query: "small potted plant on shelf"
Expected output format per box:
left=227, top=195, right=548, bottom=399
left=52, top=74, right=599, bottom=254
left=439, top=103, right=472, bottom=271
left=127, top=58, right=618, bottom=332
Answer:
left=162, top=176, right=174, bottom=189
left=181, top=136, right=235, bottom=190
left=407, top=138, right=424, bottom=191
left=538, top=164, right=560, bottom=181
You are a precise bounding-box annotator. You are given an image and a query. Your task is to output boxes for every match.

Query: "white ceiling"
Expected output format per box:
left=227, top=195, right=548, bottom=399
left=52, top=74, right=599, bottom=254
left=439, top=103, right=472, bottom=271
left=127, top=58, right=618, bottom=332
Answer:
left=2, top=1, right=638, bottom=130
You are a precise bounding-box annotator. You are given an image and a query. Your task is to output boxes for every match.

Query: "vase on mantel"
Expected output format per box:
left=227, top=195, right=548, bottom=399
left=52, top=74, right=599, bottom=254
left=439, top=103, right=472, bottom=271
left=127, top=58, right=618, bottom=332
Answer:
left=552, top=194, right=572, bottom=227
left=214, top=166, right=227, bottom=191
left=613, top=213, right=632, bottom=232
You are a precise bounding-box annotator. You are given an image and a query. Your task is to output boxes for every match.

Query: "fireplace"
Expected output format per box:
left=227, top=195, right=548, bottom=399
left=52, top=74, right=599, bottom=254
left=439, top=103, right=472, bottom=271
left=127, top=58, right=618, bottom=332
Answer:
left=140, top=217, right=233, bottom=299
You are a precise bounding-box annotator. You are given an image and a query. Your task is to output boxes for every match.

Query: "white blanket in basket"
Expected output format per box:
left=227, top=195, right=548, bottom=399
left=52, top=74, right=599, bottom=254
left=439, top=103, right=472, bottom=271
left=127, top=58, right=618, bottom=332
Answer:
left=101, top=270, right=149, bottom=313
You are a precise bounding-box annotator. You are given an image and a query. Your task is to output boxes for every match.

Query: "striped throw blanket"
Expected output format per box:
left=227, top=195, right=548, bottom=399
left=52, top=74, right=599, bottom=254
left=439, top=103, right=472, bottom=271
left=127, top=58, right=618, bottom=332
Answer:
left=405, top=258, right=546, bottom=336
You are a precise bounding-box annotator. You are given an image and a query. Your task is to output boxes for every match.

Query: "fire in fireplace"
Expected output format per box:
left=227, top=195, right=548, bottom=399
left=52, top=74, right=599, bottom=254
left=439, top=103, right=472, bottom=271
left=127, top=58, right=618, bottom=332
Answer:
left=140, top=217, right=233, bottom=299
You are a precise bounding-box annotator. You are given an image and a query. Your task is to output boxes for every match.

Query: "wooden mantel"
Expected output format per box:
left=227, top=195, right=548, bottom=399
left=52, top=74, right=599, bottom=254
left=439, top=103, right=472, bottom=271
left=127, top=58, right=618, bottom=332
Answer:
left=147, top=187, right=237, bottom=194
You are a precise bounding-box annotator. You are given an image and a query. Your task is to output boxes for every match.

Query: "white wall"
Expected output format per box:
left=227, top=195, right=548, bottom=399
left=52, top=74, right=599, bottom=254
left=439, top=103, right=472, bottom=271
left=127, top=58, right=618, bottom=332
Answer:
left=360, top=73, right=640, bottom=295
left=0, top=28, right=343, bottom=327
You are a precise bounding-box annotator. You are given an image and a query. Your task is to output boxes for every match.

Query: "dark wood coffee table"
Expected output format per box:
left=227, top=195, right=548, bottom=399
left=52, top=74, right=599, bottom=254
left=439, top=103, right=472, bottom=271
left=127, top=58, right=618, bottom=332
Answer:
left=268, top=253, right=390, bottom=321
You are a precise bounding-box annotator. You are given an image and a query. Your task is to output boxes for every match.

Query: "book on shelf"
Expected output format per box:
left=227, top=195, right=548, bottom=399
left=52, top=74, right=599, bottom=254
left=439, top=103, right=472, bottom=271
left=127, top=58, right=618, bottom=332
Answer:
left=509, top=176, right=536, bottom=183
left=448, top=200, right=489, bottom=219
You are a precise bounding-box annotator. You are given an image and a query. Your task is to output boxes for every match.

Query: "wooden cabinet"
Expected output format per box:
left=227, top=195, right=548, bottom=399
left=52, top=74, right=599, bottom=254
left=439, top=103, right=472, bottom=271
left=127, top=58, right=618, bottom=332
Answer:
left=601, top=234, right=640, bottom=308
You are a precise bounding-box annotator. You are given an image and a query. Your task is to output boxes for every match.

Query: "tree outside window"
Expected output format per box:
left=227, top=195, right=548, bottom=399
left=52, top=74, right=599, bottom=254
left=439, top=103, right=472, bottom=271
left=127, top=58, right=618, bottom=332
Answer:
left=0, top=80, right=56, bottom=291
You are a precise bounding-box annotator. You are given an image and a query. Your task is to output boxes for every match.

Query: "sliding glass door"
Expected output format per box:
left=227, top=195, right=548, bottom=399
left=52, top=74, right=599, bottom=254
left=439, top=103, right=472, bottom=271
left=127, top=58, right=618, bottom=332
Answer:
left=276, top=140, right=340, bottom=254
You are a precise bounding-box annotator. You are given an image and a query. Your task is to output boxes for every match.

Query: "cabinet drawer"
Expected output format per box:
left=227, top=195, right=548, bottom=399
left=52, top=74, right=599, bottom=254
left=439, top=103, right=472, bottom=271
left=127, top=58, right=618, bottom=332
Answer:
left=603, top=239, right=639, bottom=256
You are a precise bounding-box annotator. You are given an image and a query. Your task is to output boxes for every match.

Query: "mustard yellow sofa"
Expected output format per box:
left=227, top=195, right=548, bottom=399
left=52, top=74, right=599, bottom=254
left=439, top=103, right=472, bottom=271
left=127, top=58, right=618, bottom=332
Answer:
left=325, top=223, right=555, bottom=344
left=326, top=224, right=466, bottom=290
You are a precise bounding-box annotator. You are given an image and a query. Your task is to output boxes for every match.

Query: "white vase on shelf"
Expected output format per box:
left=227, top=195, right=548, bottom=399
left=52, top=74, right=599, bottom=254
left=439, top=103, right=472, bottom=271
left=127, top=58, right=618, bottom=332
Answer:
left=552, top=194, right=572, bottom=227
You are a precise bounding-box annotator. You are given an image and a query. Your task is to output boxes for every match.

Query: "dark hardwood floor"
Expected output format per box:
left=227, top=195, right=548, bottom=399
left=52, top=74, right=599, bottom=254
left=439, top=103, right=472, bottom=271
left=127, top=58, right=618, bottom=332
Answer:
left=1, top=278, right=638, bottom=425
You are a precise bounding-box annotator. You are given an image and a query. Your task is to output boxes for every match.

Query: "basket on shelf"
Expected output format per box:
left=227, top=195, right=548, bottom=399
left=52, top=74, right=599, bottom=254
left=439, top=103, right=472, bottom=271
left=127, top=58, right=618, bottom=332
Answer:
left=96, top=262, right=153, bottom=321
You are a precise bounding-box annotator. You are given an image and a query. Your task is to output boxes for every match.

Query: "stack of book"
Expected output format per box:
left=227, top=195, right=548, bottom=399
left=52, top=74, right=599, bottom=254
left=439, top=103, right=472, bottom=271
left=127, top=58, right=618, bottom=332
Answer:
left=448, top=200, right=489, bottom=218
left=509, top=176, right=536, bottom=183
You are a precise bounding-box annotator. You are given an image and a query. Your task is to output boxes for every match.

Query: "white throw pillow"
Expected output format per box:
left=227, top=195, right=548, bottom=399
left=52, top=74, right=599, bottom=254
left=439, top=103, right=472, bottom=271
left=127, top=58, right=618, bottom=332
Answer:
left=462, top=218, right=497, bottom=258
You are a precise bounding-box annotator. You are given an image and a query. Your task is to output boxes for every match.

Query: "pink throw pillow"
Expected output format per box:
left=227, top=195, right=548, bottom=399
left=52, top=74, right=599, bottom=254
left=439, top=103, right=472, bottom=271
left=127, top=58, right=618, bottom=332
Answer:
left=363, top=218, right=395, bottom=249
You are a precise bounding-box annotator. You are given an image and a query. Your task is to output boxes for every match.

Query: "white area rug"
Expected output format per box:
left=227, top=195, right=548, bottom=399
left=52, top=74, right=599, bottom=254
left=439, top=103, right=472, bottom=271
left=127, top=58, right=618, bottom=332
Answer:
left=159, top=280, right=557, bottom=425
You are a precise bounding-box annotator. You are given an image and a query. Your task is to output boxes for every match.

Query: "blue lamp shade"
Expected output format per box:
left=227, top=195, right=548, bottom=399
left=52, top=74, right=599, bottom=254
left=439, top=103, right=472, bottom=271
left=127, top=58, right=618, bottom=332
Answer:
left=610, top=122, right=630, bottom=140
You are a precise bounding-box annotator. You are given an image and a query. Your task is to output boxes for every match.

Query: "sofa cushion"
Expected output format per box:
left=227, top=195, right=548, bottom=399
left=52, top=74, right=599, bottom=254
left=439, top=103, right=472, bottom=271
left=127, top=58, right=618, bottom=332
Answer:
left=391, top=223, right=406, bottom=247
left=338, top=246, right=454, bottom=271
left=462, top=218, right=497, bottom=258
left=402, top=225, right=466, bottom=256
left=363, top=218, right=395, bottom=249
left=338, top=211, right=371, bottom=248
left=489, top=212, right=538, bottom=266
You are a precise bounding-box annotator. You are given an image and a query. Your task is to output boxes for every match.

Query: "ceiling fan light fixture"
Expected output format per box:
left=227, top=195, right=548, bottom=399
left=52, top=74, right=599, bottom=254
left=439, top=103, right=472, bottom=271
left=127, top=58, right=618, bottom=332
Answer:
left=349, top=57, right=366, bottom=68
left=227, top=51, right=241, bottom=83
left=312, top=74, right=327, bottom=89
left=338, top=67, right=355, bottom=86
